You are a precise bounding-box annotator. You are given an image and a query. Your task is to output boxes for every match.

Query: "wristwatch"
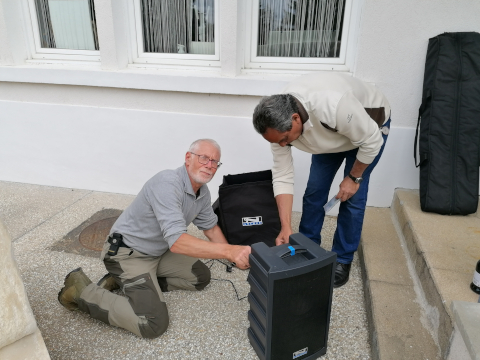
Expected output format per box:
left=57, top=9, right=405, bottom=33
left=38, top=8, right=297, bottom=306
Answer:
left=348, top=173, right=363, bottom=184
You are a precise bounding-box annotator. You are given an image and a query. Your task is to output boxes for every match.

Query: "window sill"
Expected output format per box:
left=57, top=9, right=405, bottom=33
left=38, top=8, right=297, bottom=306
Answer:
left=0, top=64, right=308, bottom=96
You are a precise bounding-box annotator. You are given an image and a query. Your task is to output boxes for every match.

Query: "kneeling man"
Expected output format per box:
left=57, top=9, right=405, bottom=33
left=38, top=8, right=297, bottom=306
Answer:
left=58, top=139, right=251, bottom=338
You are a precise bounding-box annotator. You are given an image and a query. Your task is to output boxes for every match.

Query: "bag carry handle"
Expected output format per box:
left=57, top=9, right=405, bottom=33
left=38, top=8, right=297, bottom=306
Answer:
left=415, top=89, right=431, bottom=167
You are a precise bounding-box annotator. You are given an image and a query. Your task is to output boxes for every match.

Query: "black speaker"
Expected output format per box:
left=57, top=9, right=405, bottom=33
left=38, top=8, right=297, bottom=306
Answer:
left=247, top=233, right=336, bottom=360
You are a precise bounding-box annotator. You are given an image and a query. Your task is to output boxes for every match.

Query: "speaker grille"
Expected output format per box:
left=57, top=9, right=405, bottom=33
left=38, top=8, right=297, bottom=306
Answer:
left=270, top=264, right=333, bottom=360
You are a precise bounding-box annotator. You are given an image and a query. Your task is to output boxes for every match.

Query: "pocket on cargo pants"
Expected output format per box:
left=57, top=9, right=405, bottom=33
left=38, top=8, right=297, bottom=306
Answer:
left=123, top=273, right=169, bottom=339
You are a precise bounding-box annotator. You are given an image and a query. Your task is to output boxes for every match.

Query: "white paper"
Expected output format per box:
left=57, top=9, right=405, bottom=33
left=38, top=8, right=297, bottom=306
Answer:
left=323, top=196, right=340, bottom=213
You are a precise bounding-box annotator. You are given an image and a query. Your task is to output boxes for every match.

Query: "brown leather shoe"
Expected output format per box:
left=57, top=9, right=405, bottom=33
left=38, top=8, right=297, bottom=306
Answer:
left=333, top=262, right=351, bottom=288
left=97, top=273, right=120, bottom=291
left=58, top=268, right=92, bottom=310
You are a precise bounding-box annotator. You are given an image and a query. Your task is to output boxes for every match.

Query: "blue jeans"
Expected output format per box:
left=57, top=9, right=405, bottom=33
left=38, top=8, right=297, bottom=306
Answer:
left=299, top=119, right=390, bottom=264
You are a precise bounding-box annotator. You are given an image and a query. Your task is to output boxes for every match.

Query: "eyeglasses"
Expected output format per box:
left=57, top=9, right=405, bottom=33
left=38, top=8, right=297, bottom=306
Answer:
left=190, top=152, right=222, bottom=169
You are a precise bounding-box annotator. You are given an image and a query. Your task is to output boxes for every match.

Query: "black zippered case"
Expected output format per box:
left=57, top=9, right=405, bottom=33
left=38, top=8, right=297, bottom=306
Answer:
left=212, top=170, right=280, bottom=247
left=415, top=32, right=480, bottom=215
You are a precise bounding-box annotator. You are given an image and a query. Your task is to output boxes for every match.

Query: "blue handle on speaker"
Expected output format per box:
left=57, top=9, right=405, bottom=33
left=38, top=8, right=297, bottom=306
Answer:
left=277, top=245, right=307, bottom=259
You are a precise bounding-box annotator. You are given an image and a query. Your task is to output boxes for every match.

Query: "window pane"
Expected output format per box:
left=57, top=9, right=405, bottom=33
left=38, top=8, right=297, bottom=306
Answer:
left=35, top=0, right=99, bottom=50
left=141, top=0, right=215, bottom=55
left=257, top=0, right=345, bottom=58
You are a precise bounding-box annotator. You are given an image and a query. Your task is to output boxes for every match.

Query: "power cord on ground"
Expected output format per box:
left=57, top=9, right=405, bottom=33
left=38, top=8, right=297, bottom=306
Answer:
left=203, top=259, right=248, bottom=301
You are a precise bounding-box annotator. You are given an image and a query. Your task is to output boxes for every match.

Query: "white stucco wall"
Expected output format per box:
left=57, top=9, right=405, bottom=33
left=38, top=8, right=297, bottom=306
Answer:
left=0, top=98, right=417, bottom=212
left=0, top=0, right=479, bottom=212
left=355, top=0, right=480, bottom=128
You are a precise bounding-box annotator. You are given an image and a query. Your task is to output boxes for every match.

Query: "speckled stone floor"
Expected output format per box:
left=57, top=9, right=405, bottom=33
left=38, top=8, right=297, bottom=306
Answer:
left=1, top=181, right=371, bottom=360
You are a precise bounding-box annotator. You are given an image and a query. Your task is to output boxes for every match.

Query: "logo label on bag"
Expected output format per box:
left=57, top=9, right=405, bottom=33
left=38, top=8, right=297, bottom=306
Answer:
left=242, top=216, right=263, bottom=226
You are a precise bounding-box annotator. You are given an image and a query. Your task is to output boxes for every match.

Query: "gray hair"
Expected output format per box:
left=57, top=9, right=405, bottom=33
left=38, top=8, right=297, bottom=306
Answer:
left=188, top=139, right=221, bottom=155
left=252, top=94, right=299, bottom=134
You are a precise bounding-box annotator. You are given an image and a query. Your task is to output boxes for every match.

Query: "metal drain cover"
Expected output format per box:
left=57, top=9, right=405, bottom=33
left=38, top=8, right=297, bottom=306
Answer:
left=79, top=217, right=118, bottom=251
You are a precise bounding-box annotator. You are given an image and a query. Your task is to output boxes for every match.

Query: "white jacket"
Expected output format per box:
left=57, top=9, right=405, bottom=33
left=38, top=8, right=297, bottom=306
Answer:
left=271, top=72, right=391, bottom=196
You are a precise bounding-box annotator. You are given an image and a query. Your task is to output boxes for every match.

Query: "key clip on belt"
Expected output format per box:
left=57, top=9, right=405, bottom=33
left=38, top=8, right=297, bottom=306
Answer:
left=107, top=233, right=123, bottom=256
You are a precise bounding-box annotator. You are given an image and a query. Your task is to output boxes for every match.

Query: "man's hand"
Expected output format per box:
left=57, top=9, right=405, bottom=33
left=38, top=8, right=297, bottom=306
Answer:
left=276, top=227, right=293, bottom=246
left=337, top=159, right=368, bottom=201
left=337, top=176, right=360, bottom=201
left=227, top=245, right=251, bottom=270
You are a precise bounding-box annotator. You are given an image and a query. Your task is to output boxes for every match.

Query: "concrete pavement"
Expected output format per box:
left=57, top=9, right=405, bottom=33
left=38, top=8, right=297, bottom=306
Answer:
left=0, top=180, right=371, bottom=360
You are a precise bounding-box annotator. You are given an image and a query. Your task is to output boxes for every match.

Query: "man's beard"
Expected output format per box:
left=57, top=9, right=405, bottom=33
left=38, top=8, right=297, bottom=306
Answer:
left=191, top=171, right=213, bottom=185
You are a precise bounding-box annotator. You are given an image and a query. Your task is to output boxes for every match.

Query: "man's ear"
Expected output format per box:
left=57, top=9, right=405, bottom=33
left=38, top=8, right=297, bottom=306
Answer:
left=292, top=113, right=301, bottom=123
left=185, top=151, right=191, bottom=164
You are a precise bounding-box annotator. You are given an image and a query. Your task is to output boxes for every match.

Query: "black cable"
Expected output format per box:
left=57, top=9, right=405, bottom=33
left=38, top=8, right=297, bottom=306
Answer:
left=204, top=258, right=233, bottom=271
left=203, top=259, right=214, bottom=269
left=202, top=259, right=248, bottom=301
left=210, top=278, right=248, bottom=301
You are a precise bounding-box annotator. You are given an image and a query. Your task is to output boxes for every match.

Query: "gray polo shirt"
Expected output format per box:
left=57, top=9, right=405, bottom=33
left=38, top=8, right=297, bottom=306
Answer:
left=110, top=165, right=218, bottom=256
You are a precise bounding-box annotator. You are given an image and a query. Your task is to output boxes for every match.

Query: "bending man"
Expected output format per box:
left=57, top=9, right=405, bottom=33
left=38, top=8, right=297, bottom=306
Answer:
left=252, top=72, right=390, bottom=288
left=58, top=139, right=251, bottom=338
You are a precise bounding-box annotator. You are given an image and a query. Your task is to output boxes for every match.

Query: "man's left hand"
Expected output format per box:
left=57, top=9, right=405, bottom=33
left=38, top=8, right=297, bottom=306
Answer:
left=337, top=176, right=360, bottom=202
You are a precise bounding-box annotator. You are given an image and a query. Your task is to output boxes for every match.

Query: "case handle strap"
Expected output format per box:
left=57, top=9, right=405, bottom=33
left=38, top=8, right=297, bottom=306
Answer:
left=415, top=90, right=431, bottom=168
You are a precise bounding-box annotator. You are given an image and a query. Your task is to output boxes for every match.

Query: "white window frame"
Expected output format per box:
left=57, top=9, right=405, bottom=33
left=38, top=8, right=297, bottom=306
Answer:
left=22, top=0, right=101, bottom=64
left=244, top=0, right=359, bottom=72
left=128, top=0, right=220, bottom=69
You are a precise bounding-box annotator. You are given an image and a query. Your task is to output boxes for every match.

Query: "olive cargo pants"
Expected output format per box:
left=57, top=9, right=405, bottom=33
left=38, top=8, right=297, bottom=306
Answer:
left=77, top=242, right=211, bottom=338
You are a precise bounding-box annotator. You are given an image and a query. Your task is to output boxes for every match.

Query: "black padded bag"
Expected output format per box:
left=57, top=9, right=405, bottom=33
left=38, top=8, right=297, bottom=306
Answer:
left=212, top=170, right=280, bottom=247
left=415, top=32, right=480, bottom=215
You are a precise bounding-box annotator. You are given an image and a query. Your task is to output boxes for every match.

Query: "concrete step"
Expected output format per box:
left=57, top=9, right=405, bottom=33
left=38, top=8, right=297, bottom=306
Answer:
left=391, top=189, right=479, bottom=358
left=359, top=207, right=439, bottom=360
left=360, top=189, right=480, bottom=360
